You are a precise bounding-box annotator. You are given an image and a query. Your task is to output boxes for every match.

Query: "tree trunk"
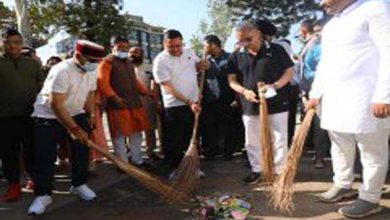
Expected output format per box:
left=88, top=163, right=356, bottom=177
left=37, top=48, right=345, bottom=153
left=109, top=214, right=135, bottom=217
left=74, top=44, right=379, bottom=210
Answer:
left=14, top=0, right=32, bottom=47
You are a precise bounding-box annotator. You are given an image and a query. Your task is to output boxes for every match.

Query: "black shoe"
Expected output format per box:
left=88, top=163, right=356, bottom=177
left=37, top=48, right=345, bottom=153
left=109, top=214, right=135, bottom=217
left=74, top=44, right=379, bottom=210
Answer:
left=243, top=172, right=261, bottom=185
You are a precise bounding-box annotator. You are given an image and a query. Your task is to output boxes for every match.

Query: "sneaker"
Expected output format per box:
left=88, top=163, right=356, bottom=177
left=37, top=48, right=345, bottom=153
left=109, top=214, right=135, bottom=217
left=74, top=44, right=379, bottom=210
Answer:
left=338, top=199, right=382, bottom=219
left=70, top=184, right=96, bottom=201
left=243, top=172, right=261, bottom=185
left=318, top=185, right=357, bottom=203
left=3, top=183, right=21, bottom=202
left=27, top=195, right=52, bottom=215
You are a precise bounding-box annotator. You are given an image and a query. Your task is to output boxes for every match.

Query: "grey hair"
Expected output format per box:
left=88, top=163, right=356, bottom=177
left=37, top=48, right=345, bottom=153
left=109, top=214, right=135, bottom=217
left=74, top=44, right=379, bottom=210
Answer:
left=234, top=20, right=258, bottom=32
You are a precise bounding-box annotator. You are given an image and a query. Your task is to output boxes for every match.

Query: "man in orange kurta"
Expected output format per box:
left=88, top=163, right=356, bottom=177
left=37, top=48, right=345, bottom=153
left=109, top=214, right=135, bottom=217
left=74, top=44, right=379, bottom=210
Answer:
left=97, top=35, right=154, bottom=166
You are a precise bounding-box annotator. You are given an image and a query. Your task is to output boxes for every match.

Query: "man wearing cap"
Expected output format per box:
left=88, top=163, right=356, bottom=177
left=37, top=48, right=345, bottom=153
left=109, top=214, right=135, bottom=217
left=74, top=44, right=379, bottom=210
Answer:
left=0, top=29, right=44, bottom=202
left=306, top=0, right=390, bottom=218
left=98, top=36, right=154, bottom=167
left=28, top=40, right=105, bottom=215
left=227, top=21, right=294, bottom=184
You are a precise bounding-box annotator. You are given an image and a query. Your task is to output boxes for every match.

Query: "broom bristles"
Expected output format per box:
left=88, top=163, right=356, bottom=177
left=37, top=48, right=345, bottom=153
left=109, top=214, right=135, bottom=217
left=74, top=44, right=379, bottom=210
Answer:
left=258, top=83, right=275, bottom=183
left=269, top=109, right=316, bottom=213
left=87, top=141, right=188, bottom=203
left=172, top=141, right=200, bottom=198
left=171, top=58, right=208, bottom=197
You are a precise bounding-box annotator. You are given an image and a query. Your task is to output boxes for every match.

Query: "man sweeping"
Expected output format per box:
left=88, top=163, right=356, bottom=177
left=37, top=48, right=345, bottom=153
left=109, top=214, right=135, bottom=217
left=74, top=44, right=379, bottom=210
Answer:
left=227, top=21, right=294, bottom=184
left=306, top=0, right=390, bottom=218
left=152, top=29, right=209, bottom=177
left=28, top=40, right=105, bottom=215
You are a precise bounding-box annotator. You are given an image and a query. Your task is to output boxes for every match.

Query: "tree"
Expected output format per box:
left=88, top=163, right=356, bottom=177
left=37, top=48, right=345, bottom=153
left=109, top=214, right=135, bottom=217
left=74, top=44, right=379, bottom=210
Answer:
left=190, top=0, right=234, bottom=56
left=14, top=0, right=33, bottom=46
left=222, top=0, right=321, bottom=36
left=0, top=2, right=16, bottom=30
left=29, top=0, right=126, bottom=48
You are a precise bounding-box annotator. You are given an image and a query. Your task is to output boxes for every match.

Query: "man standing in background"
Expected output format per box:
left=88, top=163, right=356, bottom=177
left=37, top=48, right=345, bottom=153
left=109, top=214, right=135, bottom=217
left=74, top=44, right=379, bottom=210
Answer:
left=129, top=46, right=160, bottom=160
left=98, top=36, right=154, bottom=168
left=0, top=29, right=44, bottom=202
left=201, top=34, right=236, bottom=161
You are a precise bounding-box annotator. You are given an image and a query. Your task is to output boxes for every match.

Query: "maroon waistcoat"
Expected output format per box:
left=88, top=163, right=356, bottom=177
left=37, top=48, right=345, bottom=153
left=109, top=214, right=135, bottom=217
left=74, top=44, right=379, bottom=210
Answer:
left=105, top=55, right=142, bottom=109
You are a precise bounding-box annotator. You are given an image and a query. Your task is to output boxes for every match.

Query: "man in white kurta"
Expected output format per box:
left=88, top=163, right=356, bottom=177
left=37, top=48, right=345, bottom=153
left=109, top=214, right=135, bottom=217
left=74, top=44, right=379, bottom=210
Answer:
left=307, top=0, right=390, bottom=218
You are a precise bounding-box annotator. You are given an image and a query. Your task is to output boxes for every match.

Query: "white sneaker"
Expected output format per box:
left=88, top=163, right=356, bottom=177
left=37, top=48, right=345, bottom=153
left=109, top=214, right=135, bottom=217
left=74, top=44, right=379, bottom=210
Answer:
left=70, top=184, right=96, bottom=201
left=27, top=195, right=52, bottom=215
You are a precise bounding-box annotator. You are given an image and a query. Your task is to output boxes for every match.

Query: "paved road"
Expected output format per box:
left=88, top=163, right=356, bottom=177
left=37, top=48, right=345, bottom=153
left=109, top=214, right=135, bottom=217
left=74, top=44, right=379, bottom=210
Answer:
left=12, top=154, right=388, bottom=220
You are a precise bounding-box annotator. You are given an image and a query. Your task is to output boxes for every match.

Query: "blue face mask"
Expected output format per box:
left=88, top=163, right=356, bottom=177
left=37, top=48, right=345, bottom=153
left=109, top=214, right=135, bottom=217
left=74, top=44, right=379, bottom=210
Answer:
left=83, top=62, right=98, bottom=72
left=114, top=51, right=128, bottom=59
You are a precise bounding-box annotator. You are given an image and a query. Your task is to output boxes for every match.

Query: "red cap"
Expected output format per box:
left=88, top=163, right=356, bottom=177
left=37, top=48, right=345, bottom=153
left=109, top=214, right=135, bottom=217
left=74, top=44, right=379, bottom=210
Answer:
left=75, top=40, right=105, bottom=59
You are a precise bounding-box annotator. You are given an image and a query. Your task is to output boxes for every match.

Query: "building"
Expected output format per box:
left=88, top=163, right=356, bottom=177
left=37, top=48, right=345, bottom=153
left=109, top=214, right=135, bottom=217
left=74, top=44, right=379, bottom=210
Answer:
left=124, top=14, right=165, bottom=68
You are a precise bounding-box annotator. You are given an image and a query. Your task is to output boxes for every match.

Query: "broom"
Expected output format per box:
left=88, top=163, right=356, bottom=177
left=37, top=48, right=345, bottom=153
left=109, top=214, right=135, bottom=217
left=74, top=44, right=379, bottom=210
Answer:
left=269, top=104, right=316, bottom=214
left=257, top=82, right=275, bottom=183
left=86, top=140, right=188, bottom=203
left=171, top=54, right=208, bottom=198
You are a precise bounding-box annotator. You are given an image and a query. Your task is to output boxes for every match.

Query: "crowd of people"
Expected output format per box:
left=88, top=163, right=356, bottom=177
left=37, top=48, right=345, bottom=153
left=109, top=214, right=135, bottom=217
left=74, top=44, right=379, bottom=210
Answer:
left=0, top=0, right=389, bottom=218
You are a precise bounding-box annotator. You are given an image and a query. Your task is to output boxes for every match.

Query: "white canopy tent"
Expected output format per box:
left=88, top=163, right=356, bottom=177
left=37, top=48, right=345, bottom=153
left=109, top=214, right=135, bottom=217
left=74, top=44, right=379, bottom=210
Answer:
left=36, top=30, right=77, bottom=64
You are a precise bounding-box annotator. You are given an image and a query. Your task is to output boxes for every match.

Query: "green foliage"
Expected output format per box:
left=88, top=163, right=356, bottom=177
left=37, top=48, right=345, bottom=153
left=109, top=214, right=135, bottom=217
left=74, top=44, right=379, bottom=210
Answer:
left=29, top=0, right=127, bottom=48
left=223, top=0, right=321, bottom=36
left=0, top=2, right=16, bottom=30
left=190, top=0, right=234, bottom=56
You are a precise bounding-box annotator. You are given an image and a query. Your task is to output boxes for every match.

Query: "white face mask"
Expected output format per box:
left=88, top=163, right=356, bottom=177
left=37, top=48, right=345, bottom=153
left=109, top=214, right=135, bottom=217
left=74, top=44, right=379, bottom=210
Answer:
left=114, top=51, right=128, bottom=59
left=83, top=62, right=98, bottom=72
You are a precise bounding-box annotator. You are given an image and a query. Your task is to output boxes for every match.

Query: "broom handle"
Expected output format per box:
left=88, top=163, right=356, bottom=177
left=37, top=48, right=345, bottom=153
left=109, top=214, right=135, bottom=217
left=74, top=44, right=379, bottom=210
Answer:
left=86, top=140, right=137, bottom=172
left=190, top=54, right=208, bottom=141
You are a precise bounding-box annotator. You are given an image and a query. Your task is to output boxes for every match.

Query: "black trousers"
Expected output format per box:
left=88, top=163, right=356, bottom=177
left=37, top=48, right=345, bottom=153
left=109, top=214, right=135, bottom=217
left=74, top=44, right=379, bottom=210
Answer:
left=0, top=116, right=34, bottom=184
left=163, top=106, right=194, bottom=169
left=288, top=85, right=301, bottom=146
left=33, top=114, right=91, bottom=196
left=200, top=101, right=236, bottom=158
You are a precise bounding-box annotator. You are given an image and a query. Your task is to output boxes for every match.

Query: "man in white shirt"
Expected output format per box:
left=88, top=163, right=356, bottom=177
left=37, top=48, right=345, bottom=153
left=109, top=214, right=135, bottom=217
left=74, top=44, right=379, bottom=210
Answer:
left=153, top=29, right=209, bottom=172
left=28, top=40, right=105, bottom=215
left=307, top=0, right=390, bottom=218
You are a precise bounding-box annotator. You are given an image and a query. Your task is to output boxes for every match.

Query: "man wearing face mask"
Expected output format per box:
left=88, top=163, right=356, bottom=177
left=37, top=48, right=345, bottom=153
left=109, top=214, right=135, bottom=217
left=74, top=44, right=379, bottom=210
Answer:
left=227, top=21, right=294, bottom=184
left=306, top=0, right=390, bottom=218
left=98, top=36, right=154, bottom=168
left=28, top=40, right=105, bottom=215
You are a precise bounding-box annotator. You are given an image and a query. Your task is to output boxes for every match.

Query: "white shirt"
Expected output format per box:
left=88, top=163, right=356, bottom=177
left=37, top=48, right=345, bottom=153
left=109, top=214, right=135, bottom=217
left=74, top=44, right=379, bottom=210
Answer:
left=310, top=0, right=390, bottom=133
left=153, top=48, right=200, bottom=108
left=135, top=64, right=151, bottom=89
left=32, top=59, right=97, bottom=119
